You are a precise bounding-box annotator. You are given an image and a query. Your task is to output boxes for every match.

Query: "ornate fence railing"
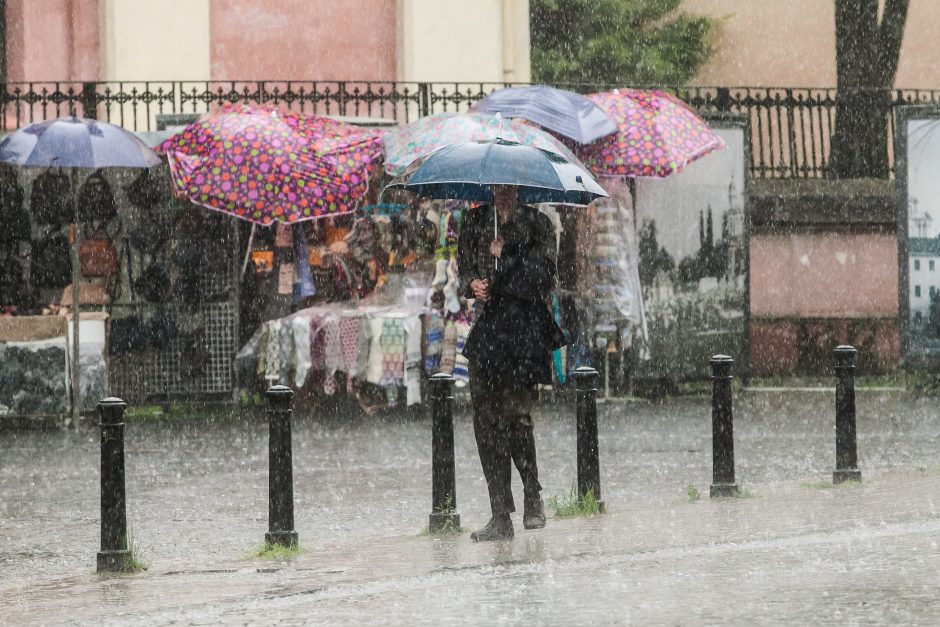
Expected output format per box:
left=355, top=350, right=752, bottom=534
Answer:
left=3, top=80, right=940, bottom=179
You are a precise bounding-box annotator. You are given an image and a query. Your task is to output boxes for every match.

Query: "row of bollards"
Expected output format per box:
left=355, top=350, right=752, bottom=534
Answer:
left=426, top=365, right=608, bottom=531
left=94, top=345, right=863, bottom=571
left=95, top=386, right=300, bottom=572
left=707, top=345, right=863, bottom=498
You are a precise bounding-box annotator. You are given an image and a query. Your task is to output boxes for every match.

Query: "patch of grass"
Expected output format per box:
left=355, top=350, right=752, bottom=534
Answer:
left=685, top=483, right=701, bottom=502
left=246, top=542, right=304, bottom=560
left=800, top=480, right=862, bottom=490
left=903, top=371, right=940, bottom=395
left=121, top=530, right=149, bottom=573
left=547, top=485, right=602, bottom=518
left=421, top=494, right=463, bottom=537
left=238, top=389, right=266, bottom=407
left=733, top=486, right=756, bottom=499
left=123, top=405, right=165, bottom=418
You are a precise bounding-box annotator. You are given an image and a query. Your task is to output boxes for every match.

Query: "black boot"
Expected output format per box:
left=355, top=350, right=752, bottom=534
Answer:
left=523, top=498, right=546, bottom=530
left=470, top=514, right=514, bottom=541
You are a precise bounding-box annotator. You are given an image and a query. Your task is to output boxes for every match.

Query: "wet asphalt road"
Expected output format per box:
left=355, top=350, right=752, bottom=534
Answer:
left=1, top=389, right=939, bottom=624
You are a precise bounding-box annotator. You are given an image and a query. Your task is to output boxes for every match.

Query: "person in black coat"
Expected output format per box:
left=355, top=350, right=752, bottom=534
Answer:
left=458, top=184, right=566, bottom=541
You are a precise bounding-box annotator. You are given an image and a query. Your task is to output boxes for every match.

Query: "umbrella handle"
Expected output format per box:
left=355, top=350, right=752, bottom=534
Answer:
left=241, top=223, right=256, bottom=278
left=494, top=205, right=498, bottom=271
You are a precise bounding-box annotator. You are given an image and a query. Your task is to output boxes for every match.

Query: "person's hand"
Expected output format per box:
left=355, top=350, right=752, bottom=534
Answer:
left=489, top=238, right=503, bottom=258
left=470, top=278, right=489, bottom=301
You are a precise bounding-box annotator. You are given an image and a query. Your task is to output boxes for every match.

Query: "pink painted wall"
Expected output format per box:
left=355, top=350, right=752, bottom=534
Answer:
left=208, top=0, right=397, bottom=81
left=749, top=232, right=899, bottom=318
left=5, top=0, right=99, bottom=81
left=750, top=319, right=899, bottom=375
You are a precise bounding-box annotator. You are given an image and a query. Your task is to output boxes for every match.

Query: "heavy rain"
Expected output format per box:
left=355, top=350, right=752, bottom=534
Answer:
left=1, top=1, right=939, bottom=625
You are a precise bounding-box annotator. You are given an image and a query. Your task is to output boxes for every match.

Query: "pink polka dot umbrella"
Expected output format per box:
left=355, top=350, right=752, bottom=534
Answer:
left=158, top=103, right=384, bottom=225
left=578, top=89, right=726, bottom=178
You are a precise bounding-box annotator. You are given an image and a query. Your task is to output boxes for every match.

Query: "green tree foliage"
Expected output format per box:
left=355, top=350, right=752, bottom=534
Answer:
left=530, top=0, right=718, bottom=85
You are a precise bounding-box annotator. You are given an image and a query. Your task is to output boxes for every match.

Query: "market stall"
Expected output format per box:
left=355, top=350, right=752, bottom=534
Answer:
left=234, top=196, right=474, bottom=409
left=0, top=116, right=160, bottom=416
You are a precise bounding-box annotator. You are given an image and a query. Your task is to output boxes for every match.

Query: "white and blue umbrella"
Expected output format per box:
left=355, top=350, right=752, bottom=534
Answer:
left=386, top=138, right=608, bottom=206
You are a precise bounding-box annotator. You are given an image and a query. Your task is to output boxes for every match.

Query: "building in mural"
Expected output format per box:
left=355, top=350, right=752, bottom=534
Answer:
left=908, top=237, right=940, bottom=339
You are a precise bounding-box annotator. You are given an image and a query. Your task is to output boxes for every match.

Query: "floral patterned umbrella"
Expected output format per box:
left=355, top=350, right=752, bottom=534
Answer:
left=158, top=103, right=384, bottom=225
left=579, top=89, right=725, bottom=178
left=382, top=111, right=584, bottom=176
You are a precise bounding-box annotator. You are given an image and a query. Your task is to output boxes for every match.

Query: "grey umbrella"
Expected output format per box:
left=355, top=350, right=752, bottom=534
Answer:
left=0, top=116, right=160, bottom=420
left=471, top=85, right=618, bottom=144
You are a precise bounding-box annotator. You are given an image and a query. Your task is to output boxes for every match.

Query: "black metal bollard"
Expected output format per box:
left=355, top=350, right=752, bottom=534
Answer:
left=428, top=373, right=460, bottom=532
left=573, top=366, right=604, bottom=511
left=709, top=355, right=738, bottom=498
left=833, top=345, right=862, bottom=484
left=97, top=397, right=129, bottom=572
left=265, top=385, right=298, bottom=547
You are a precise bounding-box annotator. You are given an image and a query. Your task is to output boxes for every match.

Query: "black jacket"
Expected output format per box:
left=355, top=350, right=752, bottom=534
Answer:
left=458, top=204, right=566, bottom=385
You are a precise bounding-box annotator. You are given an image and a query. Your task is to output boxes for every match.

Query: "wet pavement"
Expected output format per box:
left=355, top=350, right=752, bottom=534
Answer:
left=2, top=389, right=939, bottom=624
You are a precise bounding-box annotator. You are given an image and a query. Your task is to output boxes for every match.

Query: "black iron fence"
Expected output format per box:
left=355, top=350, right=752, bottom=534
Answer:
left=3, top=80, right=940, bottom=179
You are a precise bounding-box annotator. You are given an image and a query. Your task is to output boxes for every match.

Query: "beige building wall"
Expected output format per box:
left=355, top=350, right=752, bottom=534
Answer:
left=684, top=0, right=940, bottom=88
left=396, top=0, right=530, bottom=83
left=100, top=0, right=211, bottom=82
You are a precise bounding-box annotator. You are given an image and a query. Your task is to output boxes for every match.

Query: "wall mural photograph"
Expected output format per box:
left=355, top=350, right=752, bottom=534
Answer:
left=898, top=107, right=940, bottom=364
left=633, top=116, right=749, bottom=382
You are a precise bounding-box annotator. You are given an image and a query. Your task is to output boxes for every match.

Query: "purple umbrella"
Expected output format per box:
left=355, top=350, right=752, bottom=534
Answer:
left=471, top=85, right=618, bottom=144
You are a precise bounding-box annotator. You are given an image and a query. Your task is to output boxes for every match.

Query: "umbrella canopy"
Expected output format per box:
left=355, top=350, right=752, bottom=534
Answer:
left=382, top=111, right=584, bottom=176
left=579, top=89, right=725, bottom=178
left=386, top=138, right=608, bottom=206
left=471, top=85, right=617, bottom=144
left=158, top=104, right=384, bottom=225
left=0, top=116, right=160, bottom=168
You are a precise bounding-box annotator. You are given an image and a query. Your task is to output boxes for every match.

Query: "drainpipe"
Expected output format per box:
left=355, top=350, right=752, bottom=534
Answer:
left=0, top=0, right=7, bottom=83
left=502, top=0, right=514, bottom=82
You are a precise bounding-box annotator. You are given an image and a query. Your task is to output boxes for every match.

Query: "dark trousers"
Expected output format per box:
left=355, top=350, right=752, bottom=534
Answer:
left=469, top=363, right=542, bottom=516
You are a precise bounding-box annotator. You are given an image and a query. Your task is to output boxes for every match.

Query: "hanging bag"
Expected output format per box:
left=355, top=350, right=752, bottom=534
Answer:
left=78, top=171, right=118, bottom=222
left=0, top=257, right=25, bottom=306
left=125, top=168, right=170, bottom=210
left=31, top=234, right=72, bottom=288
left=30, top=170, right=72, bottom=227
left=0, top=168, right=29, bottom=244
left=129, top=212, right=171, bottom=255
left=133, top=263, right=170, bottom=303
left=79, top=229, right=120, bottom=278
